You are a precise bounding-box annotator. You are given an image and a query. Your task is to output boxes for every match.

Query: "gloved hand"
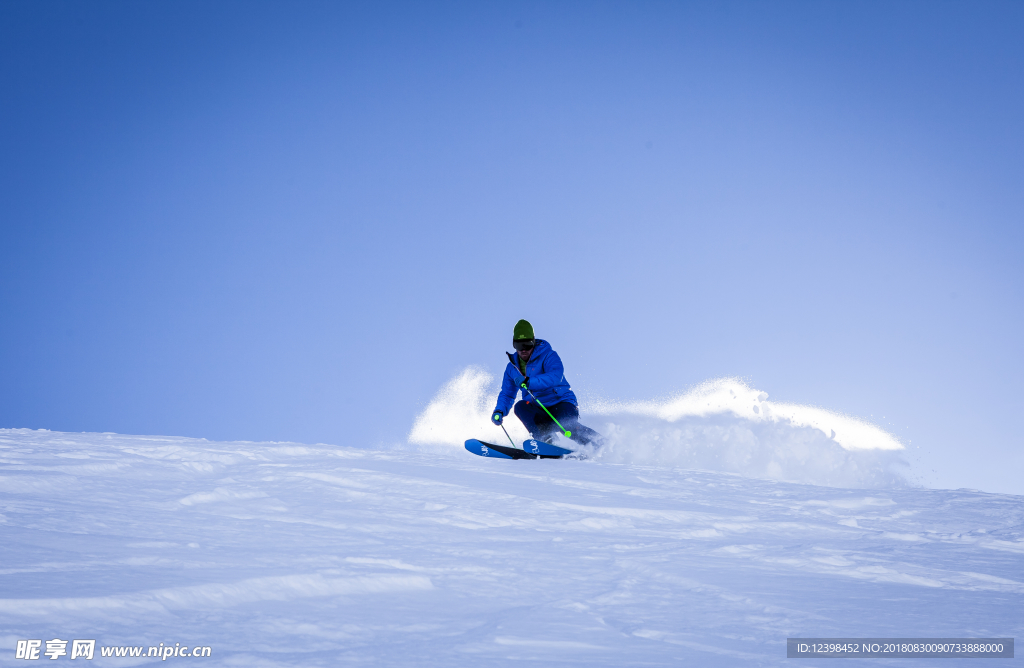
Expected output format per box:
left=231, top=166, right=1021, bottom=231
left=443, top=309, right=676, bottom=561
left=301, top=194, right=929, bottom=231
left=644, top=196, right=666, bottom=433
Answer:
left=520, top=376, right=530, bottom=390
left=491, top=411, right=504, bottom=426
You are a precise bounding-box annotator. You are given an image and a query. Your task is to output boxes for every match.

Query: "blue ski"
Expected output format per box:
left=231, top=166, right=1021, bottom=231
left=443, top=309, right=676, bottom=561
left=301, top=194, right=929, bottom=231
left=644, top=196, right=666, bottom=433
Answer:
left=522, top=439, right=575, bottom=457
left=464, top=439, right=562, bottom=460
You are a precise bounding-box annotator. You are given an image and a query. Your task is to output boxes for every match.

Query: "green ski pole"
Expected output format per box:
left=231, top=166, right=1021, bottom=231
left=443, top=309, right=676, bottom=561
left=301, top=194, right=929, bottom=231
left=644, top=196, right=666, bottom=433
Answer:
left=520, top=381, right=572, bottom=439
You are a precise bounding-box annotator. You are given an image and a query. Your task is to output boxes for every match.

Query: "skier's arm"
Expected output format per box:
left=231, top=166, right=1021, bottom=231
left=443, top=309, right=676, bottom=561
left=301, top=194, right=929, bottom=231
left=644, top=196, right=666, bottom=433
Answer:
left=528, top=351, right=566, bottom=390
left=493, top=365, right=518, bottom=415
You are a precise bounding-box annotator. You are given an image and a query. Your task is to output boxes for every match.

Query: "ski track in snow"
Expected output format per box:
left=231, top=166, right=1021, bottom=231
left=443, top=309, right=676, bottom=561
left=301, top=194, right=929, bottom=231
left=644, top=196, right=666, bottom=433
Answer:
left=1, top=428, right=1022, bottom=667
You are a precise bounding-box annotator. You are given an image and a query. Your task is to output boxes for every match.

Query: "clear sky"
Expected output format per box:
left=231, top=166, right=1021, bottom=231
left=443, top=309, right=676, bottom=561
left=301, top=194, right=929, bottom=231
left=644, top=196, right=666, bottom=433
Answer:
left=2, top=1, right=1021, bottom=493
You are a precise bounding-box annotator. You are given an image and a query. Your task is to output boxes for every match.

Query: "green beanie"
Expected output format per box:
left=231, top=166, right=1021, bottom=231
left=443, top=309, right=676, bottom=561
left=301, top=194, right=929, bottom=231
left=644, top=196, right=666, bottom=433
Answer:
left=513, top=319, right=534, bottom=341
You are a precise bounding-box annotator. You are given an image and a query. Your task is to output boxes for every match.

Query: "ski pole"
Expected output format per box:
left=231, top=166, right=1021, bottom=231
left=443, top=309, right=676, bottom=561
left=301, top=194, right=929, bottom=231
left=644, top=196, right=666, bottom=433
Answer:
left=520, top=382, right=572, bottom=438
left=488, top=399, right=519, bottom=449
left=498, top=422, right=518, bottom=449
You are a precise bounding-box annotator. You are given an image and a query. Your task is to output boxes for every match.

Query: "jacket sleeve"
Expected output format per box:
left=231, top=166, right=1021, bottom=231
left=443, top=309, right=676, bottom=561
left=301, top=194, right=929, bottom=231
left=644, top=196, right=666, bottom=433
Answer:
left=493, top=364, right=519, bottom=415
left=528, top=350, right=565, bottom=391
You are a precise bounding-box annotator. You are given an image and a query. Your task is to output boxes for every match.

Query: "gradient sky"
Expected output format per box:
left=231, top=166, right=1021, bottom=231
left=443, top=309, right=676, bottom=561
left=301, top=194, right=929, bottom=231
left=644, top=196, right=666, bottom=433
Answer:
left=2, top=1, right=1022, bottom=493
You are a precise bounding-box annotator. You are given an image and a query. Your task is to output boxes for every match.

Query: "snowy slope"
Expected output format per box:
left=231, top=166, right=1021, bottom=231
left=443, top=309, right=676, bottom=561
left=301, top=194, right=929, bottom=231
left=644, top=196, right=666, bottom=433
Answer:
left=1, top=428, right=1021, bottom=667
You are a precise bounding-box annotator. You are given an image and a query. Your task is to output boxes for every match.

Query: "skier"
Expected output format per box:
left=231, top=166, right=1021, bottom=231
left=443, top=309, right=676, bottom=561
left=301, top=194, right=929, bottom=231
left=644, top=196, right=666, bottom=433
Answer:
left=490, top=319, right=602, bottom=448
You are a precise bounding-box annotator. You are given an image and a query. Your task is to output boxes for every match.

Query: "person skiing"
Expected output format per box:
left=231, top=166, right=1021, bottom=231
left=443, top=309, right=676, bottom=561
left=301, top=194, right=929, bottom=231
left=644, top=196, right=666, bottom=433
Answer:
left=490, top=319, right=601, bottom=448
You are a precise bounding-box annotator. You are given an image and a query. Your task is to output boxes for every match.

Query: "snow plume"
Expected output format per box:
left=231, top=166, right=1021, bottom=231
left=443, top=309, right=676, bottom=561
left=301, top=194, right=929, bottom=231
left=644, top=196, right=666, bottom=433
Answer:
left=408, top=367, right=534, bottom=449
left=408, top=369, right=910, bottom=489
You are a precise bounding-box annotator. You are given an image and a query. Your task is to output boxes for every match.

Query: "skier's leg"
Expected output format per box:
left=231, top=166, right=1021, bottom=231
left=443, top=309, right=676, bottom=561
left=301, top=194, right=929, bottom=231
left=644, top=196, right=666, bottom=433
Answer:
left=513, top=400, right=557, bottom=441
left=547, top=402, right=603, bottom=447
left=569, top=422, right=603, bottom=447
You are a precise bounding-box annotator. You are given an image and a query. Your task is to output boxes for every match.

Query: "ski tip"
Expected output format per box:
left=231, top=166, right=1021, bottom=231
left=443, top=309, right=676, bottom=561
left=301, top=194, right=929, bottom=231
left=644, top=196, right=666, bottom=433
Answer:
left=464, top=439, right=514, bottom=459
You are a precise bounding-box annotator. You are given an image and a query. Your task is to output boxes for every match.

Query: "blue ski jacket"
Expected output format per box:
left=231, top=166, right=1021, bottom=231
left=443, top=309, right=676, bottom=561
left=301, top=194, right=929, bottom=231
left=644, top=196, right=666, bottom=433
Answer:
left=493, top=339, right=578, bottom=416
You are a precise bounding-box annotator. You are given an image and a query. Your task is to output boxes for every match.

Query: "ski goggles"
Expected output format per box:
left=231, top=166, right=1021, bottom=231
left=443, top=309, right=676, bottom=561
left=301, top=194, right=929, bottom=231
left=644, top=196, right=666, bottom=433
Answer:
left=512, top=339, right=536, bottom=351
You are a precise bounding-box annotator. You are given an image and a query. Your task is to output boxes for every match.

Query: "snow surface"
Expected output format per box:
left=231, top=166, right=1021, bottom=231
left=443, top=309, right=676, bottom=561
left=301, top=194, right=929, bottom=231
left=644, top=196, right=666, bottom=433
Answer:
left=2, top=424, right=1022, bottom=667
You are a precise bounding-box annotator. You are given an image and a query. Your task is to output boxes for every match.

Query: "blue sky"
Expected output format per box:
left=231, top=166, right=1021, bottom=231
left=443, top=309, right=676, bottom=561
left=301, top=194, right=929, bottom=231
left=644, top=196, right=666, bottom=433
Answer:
left=1, top=1, right=1021, bottom=493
